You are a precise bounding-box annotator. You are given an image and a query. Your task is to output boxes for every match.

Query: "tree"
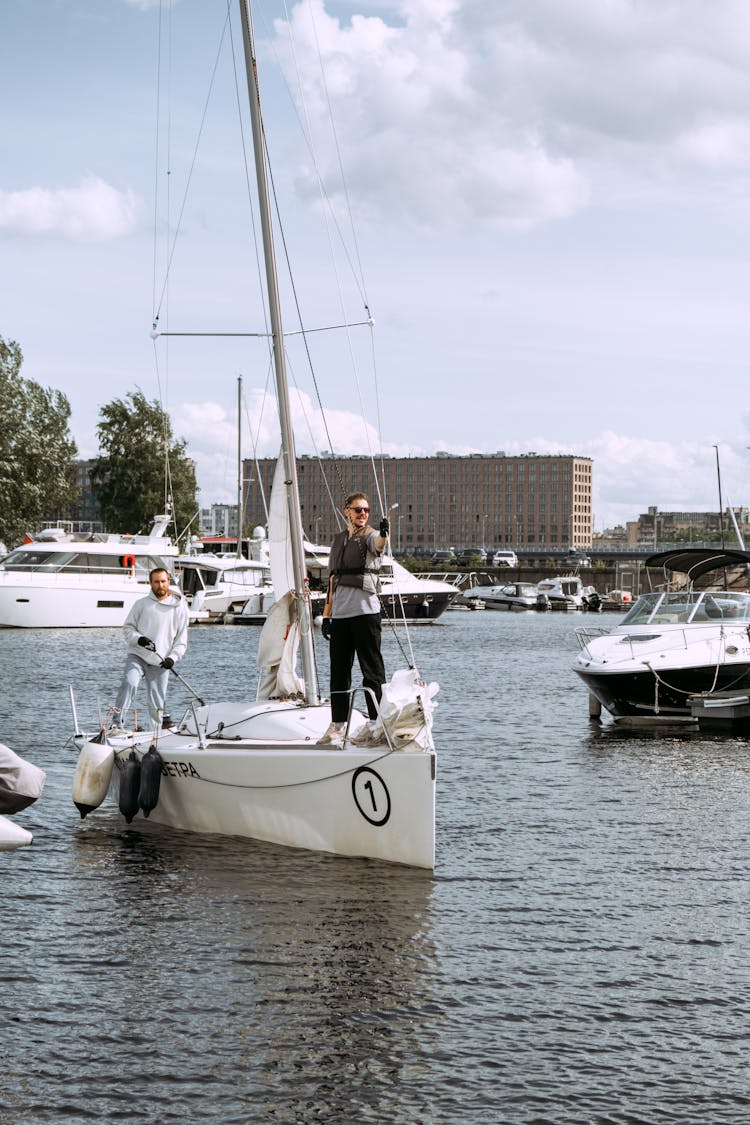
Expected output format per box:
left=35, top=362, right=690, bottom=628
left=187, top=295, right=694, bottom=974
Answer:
left=0, top=336, right=78, bottom=545
left=91, top=389, right=197, bottom=535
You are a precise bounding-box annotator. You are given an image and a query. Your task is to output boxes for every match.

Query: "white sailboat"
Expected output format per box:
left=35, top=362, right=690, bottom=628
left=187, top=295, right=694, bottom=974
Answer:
left=67, top=1, right=438, bottom=869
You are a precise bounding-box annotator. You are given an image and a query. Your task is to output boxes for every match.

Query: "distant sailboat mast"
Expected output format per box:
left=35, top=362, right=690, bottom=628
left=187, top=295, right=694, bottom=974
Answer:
left=714, top=444, right=726, bottom=550
left=238, top=0, right=319, bottom=704
left=236, top=374, right=243, bottom=560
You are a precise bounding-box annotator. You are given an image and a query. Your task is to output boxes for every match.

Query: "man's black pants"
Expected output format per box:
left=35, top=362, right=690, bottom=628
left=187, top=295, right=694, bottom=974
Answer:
left=329, top=613, right=385, bottom=722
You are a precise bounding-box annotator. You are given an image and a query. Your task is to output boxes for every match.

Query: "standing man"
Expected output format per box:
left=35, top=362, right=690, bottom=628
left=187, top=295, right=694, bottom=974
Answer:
left=109, top=567, right=189, bottom=734
left=319, top=493, right=389, bottom=744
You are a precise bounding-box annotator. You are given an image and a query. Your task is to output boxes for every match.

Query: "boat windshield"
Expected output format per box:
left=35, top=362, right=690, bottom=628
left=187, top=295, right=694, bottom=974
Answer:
left=2, top=549, right=80, bottom=572
left=621, top=589, right=750, bottom=625
left=1, top=549, right=168, bottom=577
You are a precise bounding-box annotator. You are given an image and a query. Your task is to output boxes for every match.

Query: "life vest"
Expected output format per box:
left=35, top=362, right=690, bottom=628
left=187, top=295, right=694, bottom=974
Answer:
left=330, top=527, right=382, bottom=594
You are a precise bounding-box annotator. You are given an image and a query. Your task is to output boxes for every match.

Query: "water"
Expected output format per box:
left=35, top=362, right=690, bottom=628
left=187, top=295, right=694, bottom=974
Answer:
left=3, top=613, right=750, bottom=1124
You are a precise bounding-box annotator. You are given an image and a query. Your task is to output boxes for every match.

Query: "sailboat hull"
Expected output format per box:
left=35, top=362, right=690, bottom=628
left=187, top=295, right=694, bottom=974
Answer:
left=124, top=741, right=435, bottom=868
left=380, top=591, right=455, bottom=621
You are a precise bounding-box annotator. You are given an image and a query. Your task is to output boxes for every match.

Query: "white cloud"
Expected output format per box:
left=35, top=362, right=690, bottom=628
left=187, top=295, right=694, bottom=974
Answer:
left=267, top=0, right=750, bottom=231
left=0, top=176, right=139, bottom=240
left=120, top=0, right=169, bottom=10
left=173, top=387, right=386, bottom=504
left=677, top=116, right=750, bottom=170
left=175, top=390, right=750, bottom=533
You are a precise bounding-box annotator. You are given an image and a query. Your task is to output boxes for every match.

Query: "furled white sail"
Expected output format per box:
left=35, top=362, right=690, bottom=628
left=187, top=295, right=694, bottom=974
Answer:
left=268, top=453, right=294, bottom=600
left=256, top=454, right=304, bottom=700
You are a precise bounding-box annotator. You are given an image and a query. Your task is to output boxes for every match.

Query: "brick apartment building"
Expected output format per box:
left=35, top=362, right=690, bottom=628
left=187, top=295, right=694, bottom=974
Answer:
left=243, top=452, right=593, bottom=553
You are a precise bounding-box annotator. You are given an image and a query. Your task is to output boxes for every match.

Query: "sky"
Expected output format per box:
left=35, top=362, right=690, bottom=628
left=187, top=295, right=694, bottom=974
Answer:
left=3, top=0, right=750, bottom=534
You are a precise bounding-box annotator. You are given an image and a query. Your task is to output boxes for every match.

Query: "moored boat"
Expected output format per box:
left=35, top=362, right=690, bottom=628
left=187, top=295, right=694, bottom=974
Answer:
left=573, top=548, right=750, bottom=718
left=461, top=580, right=539, bottom=611
left=176, top=547, right=273, bottom=620
left=378, top=558, right=458, bottom=622
left=0, top=512, right=177, bottom=628
left=309, top=551, right=458, bottom=623
left=536, top=574, right=599, bottom=611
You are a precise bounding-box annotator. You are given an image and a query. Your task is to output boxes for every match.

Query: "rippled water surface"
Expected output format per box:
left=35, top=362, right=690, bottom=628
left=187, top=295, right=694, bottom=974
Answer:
left=3, top=612, right=750, bottom=1123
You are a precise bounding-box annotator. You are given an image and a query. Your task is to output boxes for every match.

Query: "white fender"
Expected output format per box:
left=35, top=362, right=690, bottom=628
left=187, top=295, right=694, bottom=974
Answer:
left=0, top=814, right=33, bottom=850
left=72, top=739, right=115, bottom=819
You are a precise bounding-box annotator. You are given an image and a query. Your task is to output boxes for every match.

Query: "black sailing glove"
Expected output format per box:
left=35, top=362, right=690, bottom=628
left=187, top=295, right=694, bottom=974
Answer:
left=321, top=617, right=332, bottom=640
left=138, top=636, right=156, bottom=651
left=379, top=518, right=389, bottom=536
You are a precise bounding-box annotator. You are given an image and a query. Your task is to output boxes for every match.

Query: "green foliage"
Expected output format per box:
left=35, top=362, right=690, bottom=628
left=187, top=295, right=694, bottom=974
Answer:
left=90, top=389, right=197, bottom=534
left=0, top=336, right=78, bottom=544
left=399, top=555, right=441, bottom=573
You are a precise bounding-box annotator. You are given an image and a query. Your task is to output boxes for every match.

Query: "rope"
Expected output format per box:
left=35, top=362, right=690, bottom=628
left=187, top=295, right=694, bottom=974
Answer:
left=644, top=632, right=727, bottom=710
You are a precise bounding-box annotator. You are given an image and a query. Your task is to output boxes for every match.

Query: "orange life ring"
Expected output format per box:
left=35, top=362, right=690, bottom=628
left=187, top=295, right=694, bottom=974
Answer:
left=121, top=554, right=136, bottom=570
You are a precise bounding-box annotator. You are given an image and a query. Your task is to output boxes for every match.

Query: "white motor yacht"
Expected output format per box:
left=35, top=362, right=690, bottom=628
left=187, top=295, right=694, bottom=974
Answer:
left=0, top=513, right=177, bottom=628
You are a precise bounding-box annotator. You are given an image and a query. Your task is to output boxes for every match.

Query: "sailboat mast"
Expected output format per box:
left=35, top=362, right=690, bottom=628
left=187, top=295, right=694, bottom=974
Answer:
left=238, top=0, right=319, bottom=705
left=236, top=374, right=243, bottom=560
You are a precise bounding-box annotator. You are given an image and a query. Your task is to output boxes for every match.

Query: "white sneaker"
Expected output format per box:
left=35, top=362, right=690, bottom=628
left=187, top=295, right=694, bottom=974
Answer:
left=107, top=725, right=129, bottom=738
left=318, top=721, right=347, bottom=746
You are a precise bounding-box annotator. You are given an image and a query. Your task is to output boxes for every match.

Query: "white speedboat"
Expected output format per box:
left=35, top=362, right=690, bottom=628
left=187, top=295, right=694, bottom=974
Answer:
left=536, top=574, right=600, bottom=612
left=66, top=2, right=438, bottom=870
left=0, top=512, right=177, bottom=628
left=573, top=548, right=750, bottom=718
left=462, top=580, right=539, bottom=611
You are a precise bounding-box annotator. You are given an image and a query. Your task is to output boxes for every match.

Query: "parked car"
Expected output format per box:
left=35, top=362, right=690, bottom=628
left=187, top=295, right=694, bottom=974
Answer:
left=567, top=550, right=591, bottom=567
left=491, top=549, right=518, bottom=567
left=455, top=547, right=487, bottom=566
left=431, top=549, right=457, bottom=565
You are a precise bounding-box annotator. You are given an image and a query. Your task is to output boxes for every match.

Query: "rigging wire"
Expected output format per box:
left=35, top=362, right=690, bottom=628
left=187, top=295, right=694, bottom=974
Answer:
left=260, top=1, right=387, bottom=508
left=294, top=0, right=388, bottom=516
left=249, top=0, right=415, bottom=666
left=149, top=2, right=417, bottom=667
left=283, top=7, right=382, bottom=491
left=152, top=10, right=231, bottom=331
left=270, top=0, right=416, bottom=664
